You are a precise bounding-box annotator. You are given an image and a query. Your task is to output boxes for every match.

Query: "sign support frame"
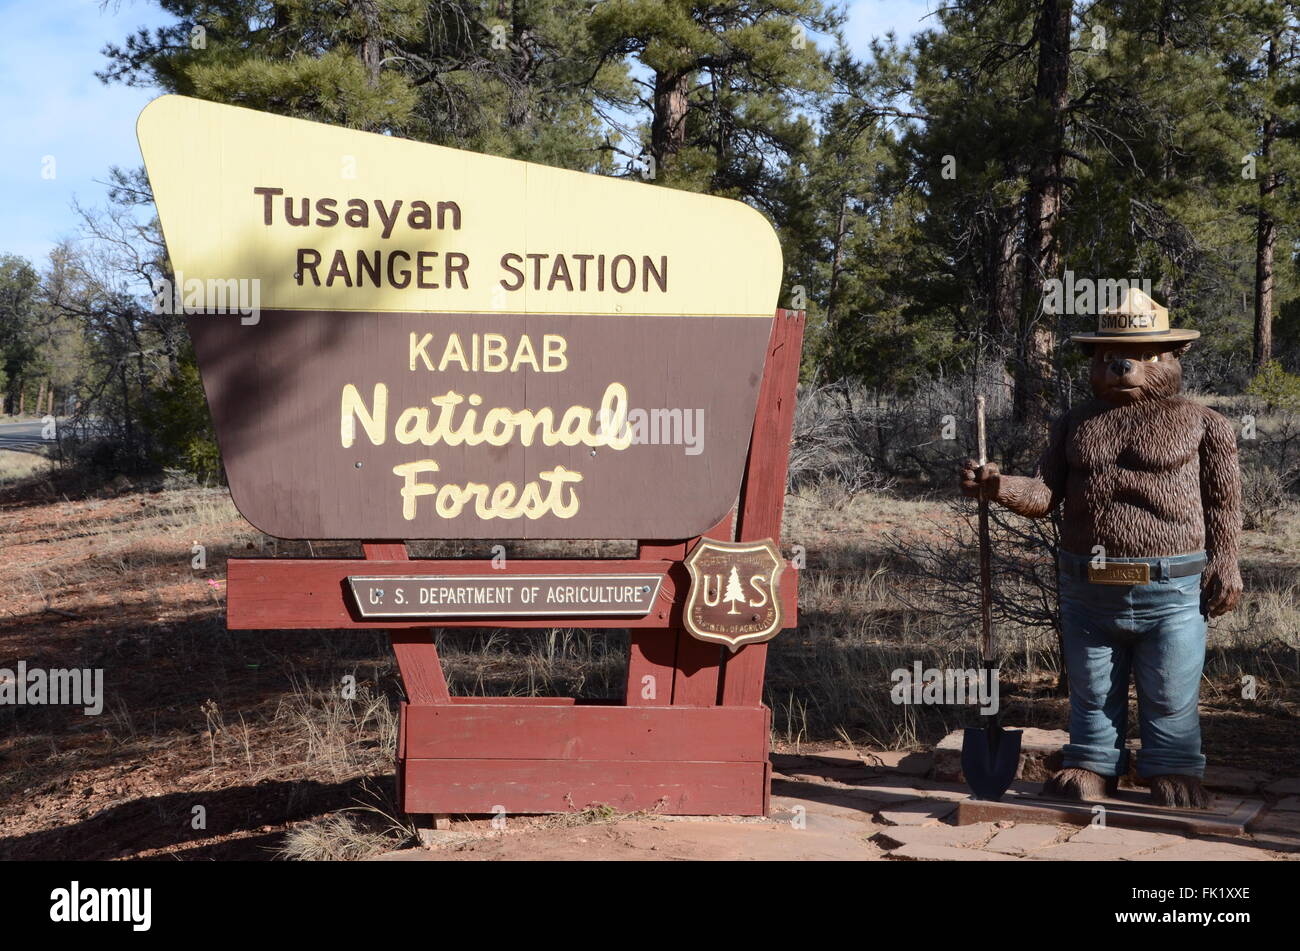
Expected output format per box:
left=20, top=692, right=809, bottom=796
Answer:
left=227, top=310, right=805, bottom=821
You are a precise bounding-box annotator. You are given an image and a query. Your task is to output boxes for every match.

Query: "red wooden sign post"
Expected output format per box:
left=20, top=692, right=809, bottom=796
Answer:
left=227, top=311, right=803, bottom=818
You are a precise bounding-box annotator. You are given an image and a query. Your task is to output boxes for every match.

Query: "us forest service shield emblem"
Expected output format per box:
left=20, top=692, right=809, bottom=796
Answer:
left=683, top=538, right=785, bottom=650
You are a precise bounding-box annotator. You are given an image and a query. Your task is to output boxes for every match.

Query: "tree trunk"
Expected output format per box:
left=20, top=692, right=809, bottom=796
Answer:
left=651, top=68, right=690, bottom=173
left=1016, top=0, right=1073, bottom=430
left=1255, top=208, right=1276, bottom=371
left=121, top=364, right=134, bottom=456
left=826, top=191, right=849, bottom=365
left=991, top=202, right=1022, bottom=339
left=1253, top=33, right=1280, bottom=373
left=508, top=9, right=538, bottom=127
left=352, top=0, right=382, bottom=88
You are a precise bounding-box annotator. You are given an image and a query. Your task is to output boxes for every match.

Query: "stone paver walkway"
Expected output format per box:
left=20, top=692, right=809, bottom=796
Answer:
left=372, top=745, right=1299, bottom=861
left=771, top=747, right=1298, bottom=861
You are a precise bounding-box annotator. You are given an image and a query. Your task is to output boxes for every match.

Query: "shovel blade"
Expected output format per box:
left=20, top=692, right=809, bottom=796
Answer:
left=961, top=726, right=1023, bottom=801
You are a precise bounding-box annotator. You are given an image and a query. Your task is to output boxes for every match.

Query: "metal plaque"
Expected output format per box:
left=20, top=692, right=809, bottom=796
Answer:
left=682, top=538, right=785, bottom=649
left=1087, top=561, right=1151, bottom=585
left=346, top=574, right=663, bottom=619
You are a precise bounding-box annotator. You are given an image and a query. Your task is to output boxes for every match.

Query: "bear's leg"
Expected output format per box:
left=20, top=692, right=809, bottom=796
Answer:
left=1043, top=768, right=1118, bottom=801
left=1131, top=572, right=1209, bottom=808
left=1150, top=774, right=1210, bottom=809
left=1048, top=581, right=1133, bottom=798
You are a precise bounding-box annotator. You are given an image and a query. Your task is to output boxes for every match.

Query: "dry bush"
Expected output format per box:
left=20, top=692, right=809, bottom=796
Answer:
left=883, top=499, right=1065, bottom=678
left=267, top=679, right=400, bottom=782
left=435, top=628, right=629, bottom=699
left=789, top=367, right=1046, bottom=501
left=279, top=808, right=414, bottom=861
left=788, top=383, right=897, bottom=496
left=763, top=513, right=996, bottom=749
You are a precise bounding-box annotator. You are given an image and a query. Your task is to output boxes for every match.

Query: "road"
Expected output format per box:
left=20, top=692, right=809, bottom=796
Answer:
left=0, top=419, right=55, bottom=453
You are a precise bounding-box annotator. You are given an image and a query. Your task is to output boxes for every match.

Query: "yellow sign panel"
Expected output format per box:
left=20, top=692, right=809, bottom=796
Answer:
left=136, top=95, right=782, bottom=318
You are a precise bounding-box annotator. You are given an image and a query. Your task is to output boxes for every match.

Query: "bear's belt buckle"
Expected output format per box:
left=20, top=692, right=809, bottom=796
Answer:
left=1087, top=561, right=1150, bottom=585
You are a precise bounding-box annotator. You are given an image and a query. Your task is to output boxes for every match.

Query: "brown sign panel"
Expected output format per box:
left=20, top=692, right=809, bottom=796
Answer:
left=139, top=96, right=784, bottom=543
left=189, top=311, right=771, bottom=539
left=346, top=573, right=663, bottom=619
left=682, top=538, right=785, bottom=649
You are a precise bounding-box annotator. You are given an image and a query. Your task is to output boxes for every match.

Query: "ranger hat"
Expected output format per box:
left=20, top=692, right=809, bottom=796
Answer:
left=1068, top=286, right=1199, bottom=344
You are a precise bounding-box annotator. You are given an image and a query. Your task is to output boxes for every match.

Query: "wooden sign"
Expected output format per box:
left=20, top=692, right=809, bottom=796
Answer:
left=136, top=95, right=783, bottom=540
left=346, top=574, right=661, bottom=619
left=139, top=91, right=806, bottom=822
left=683, top=538, right=785, bottom=649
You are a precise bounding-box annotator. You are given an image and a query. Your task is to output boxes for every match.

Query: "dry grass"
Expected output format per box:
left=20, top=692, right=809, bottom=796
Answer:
left=767, top=481, right=1300, bottom=763
left=279, top=806, right=415, bottom=861
left=0, top=449, right=53, bottom=487
left=2, top=440, right=1297, bottom=859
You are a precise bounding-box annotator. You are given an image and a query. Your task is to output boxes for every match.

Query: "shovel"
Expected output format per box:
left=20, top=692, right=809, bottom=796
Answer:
left=960, top=395, right=1023, bottom=801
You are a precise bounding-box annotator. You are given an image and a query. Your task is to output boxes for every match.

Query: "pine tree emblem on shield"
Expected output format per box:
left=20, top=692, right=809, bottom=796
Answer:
left=683, top=538, right=785, bottom=650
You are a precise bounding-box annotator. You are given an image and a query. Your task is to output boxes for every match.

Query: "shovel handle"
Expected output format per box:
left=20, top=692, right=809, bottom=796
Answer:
left=975, top=397, right=993, bottom=662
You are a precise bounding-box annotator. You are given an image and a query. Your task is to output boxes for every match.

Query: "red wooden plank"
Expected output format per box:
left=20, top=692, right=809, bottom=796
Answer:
left=670, top=510, right=736, bottom=706
left=396, top=700, right=408, bottom=812
left=363, top=541, right=409, bottom=560
left=361, top=541, right=451, bottom=705
left=718, top=643, right=765, bottom=706
left=625, top=535, right=690, bottom=706
left=721, top=310, right=806, bottom=707
left=448, top=696, right=578, bottom=705
left=626, top=537, right=685, bottom=706
left=225, top=558, right=797, bottom=630
left=403, top=703, right=768, bottom=761
left=391, top=630, right=451, bottom=704
left=736, top=311, right=805, bottom=543
left=671, top=634, right=723, bottom=705
left=636, top=539, right=688, bottom=561
left=402, top=759, right=768, bottom=816
left=762, top=704, right=773, bottom=815
left=624, top=628, right=677, bottom=705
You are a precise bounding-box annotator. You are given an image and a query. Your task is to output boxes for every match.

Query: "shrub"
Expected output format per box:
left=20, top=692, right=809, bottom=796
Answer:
left=1246, top=361, right=1300, bottom=413
left=145, top=357, right=223, bottom=484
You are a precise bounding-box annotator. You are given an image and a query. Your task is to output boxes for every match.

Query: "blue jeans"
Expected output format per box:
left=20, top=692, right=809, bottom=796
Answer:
left=1057, top=551, right=1207, bottom=779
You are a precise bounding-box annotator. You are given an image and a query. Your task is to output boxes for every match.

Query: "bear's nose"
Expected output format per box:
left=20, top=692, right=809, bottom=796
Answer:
left=1110, top=358, right=1134, bottom=376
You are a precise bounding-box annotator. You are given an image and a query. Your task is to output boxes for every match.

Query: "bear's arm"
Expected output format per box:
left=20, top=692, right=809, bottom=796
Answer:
left=1199, top=408, right=1242, bottom=573
left=996, top=414, right=1068, bottom=518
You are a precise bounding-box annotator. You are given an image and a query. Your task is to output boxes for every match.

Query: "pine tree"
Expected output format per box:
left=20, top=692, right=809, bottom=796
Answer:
left=100, top=1, right=629, bottom=169
left=0, top=255, right=41, bottom=415
left=723, top=565, right=745, bottom=614
left=1224, top=2, right=1300, bottom=371
left=586, top=0, right=842, bottom=207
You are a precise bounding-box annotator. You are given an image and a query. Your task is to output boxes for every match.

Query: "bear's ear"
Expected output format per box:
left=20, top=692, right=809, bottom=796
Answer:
left=1171, top=341, right=1193, bottom=359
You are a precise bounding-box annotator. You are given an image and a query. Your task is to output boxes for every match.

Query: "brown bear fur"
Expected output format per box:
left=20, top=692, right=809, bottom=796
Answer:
left=960, top=340, right=1244, bottom=808
left=1043, top=767, right=1118, bottom=801
left=1150, top=773, right=1211, bottom=809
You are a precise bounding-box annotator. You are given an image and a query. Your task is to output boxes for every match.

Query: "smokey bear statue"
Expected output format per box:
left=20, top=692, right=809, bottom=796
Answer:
left=960, top=289, right=1242, bottom=809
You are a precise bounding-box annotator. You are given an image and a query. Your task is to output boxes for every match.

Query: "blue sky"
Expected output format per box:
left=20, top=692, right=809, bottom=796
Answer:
left=0, top=0, right=935, bottom=266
